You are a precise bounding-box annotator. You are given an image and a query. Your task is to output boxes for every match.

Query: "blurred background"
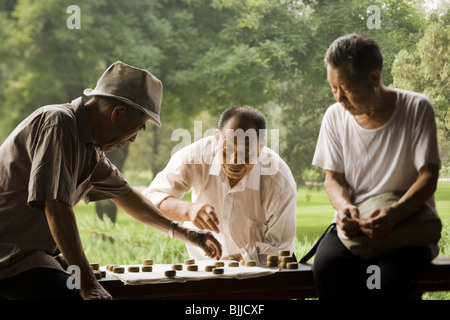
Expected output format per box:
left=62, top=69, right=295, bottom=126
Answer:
left=1, top=0, right=448, bottom=189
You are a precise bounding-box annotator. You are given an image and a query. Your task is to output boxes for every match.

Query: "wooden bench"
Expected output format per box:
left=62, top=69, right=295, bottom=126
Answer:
left=413, top=256, right=450, bottom=295
left=99, top=256, right=450, bottom=300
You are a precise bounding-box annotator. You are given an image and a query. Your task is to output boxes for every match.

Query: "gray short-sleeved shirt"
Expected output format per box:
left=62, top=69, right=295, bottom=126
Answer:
left=0, top=97, right=132, bottom=280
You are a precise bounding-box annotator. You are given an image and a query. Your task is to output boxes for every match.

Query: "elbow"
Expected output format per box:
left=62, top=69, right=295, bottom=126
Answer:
left=421, top=163, right=440, bottom=195
left=323, top=175, right=332, bottom=193
left=323, top=170, right=343, bottom=192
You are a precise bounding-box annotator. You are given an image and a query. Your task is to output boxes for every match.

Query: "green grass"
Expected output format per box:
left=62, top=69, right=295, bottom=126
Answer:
left=77, top=206, right=189, bottom=266
left=297, top=181, right=450, bottom=239
left=75, top=182, right=450, bottom=299
left=297, top=186, right=334, bottom=238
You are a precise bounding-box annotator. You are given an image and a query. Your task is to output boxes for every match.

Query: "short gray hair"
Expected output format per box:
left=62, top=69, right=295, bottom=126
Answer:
left=324, top=34, right=383, bottom=79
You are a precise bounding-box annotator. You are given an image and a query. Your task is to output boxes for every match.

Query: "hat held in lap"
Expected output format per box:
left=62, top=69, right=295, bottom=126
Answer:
left=84, top=61, right=163, bottom=127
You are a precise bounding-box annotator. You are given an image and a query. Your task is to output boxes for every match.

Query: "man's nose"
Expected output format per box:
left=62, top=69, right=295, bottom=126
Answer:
left=233, top=150, right=248, bottom=165
left=335, top=88, right=345, bottom=103
left=129, top=133, right=137, bottom=143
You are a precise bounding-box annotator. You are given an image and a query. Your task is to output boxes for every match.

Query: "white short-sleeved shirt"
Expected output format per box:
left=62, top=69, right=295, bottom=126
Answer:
left=313, top=89, right=441, bottom=213
left=143, top=136, right=297, bottom=264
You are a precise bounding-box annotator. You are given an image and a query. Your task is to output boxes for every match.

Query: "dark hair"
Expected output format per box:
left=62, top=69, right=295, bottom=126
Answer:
left=218, top=106, right=267, bottom=137
left=324, top=34, right=383, bottom=79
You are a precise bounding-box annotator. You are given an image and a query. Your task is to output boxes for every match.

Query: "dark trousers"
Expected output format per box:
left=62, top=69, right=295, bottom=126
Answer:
left=0, top=268, right=82, bottom=300
left=312, top=229, right=432, bottom=300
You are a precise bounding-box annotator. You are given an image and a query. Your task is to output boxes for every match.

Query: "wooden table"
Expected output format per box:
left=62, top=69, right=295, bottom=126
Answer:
left=99, top=263, right=316, bottom=300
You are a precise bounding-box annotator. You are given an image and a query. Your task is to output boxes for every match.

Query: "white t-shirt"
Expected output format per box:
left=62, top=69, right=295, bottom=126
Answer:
left=143, top=136, right=297, bottom=264
left=312, top=89, right=441, bottom=213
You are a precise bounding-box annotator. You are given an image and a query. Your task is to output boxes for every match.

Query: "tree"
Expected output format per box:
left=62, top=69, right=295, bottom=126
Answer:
left=0, top=0, right=197, bottom=221
left=0, top=0, right=439, bottom=188
left=392, top=11, right=450, bottom=167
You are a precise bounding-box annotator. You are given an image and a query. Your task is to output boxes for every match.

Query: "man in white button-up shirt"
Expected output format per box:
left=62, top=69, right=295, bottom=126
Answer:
left=143, top=106, right=297, bottom=264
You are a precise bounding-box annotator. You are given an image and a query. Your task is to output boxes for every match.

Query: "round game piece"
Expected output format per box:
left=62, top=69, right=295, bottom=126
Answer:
left=94, top=270, right=102, bottom=279
left=245, top=260, right=256, bottom=267
left=267, top=255, right=279, bottom=262
left=184, top=259, right=195, bottom=265
left=267, top=261, right=279, bottom=268
left=90, top=263, right=100, bottom=270
left=128, top=266, right=140, bottom=273
left=165, top=270, right=176, bottom=278
left=187, top=265, right=198, bottom=271
left=214, top=261, right=225, bottom=268
left=280, top=262, right=287, bottom=269
left=100, top=270, right=106, bottom=278
left=287, top=262, right=299, bottom=269
left=228, top=261, right=239, bottom=268
left=112, top=266, right=125, bottom=274
left=106, top=264, right=118, bottom=271
left=205, top=265, right=216, bottom=272
left=281, top=256, right=294, bottom=263
left=212, top=267, right=224, bottom=275
left=141, top=265, right=153, bottom=272
left=109, top=264, right=119, bottom=271
left=142, top=259, right=154, bottom=266
left=278, top=250, right=290, bottom=257
left=172, top=264, right=183, bottom=270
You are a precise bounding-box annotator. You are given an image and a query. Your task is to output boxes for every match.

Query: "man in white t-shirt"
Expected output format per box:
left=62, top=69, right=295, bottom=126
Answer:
left=311, top=34, right=441, bottom=300
left=143, top=106, right=297, bottom=264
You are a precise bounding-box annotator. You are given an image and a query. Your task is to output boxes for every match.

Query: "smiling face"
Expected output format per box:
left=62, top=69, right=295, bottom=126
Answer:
left=215, top=116, right=264, bottom=183
left=327, top=65, right=379, bottom=116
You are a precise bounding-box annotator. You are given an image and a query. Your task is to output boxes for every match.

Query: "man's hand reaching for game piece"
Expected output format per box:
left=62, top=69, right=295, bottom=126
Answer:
left=179, top=227, right=222, bottom=260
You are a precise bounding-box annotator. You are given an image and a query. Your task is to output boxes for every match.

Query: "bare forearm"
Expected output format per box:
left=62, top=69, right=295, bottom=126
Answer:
left=390, top=163, right=439, bottom=225
left=324, top=170, right=353, bottom=210
left=112, top=189, right=172, bottom=233
left=324, top=170, right=361, bottom=237
left=112, top=190, right=194, bottom=242
left=112, top=189, right=222, bottom=258
left=158, top=196, right=220, bottom=233
left=158, top=196, right=191, bottom=221
left=44, top=201, right=95, bottom=286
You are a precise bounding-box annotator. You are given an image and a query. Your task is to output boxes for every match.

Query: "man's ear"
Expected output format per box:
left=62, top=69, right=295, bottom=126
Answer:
left=110, top=105, right=127, bottom=123
left=367, top=70, right=381, bottom=88
left=214, top=129, right=220, bottom=143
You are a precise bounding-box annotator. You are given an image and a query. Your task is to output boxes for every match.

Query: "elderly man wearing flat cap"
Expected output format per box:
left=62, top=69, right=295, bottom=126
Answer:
left=0, top=61, right=222, bottom=300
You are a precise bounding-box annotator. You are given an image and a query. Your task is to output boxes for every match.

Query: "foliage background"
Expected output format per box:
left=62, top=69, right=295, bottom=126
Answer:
left=1, top=0, right=449, bottom=185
